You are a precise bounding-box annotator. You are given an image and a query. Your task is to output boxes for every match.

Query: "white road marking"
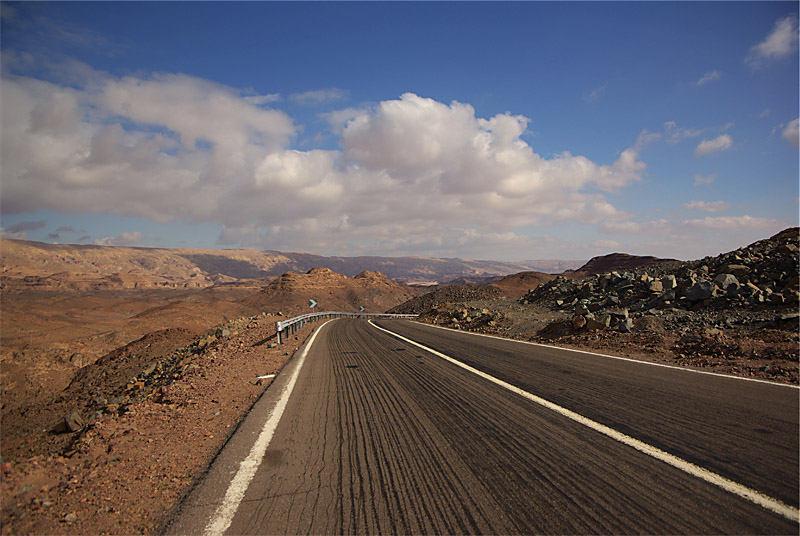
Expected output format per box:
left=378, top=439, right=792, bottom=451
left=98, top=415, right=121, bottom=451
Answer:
left=256, top=374, right=276, bottom=380
left=415, top=320, right=799, bottom=389
left=369, top=320, right=800, bottom=523
left=204, top=320, right=332, bottom=536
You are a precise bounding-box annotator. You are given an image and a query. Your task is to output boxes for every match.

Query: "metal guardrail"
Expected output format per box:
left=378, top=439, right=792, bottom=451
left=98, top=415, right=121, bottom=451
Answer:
left=275, top=311, right=418, bottom=344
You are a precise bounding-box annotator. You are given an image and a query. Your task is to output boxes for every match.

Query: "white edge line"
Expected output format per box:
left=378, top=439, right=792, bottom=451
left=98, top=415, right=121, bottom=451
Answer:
left=405, top=319, right=799, bottom=389
left=204, top=319, right=333, bottom=536
left=369, top=320, right=800, bottom=523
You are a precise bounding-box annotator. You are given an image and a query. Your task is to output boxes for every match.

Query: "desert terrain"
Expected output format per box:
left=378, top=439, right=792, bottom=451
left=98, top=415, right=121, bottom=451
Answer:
left=1, top=229, right=798, bottom=534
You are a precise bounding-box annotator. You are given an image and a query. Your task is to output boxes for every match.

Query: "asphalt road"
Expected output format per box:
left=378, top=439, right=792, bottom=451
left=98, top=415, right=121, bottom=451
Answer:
left=166, top=318, right=799, bottom=535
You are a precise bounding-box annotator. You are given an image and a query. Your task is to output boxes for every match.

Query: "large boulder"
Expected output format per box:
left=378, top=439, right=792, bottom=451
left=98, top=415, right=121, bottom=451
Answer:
left=719, top=264, right=751, bottom=278
left=53, top=411, right=85, bottom=434
left=713, top=273, right=740, bottom=291
left=586, top=314, right=611, bottom=330
left=686, top=280, right=715, bottom=302
left=648, top=280, right=663, bottom=293
left=661, top=275, right=678, bottom=290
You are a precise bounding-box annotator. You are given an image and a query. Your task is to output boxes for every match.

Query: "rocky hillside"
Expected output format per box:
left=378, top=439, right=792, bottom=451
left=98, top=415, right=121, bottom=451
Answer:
left=521, top=228, right=798, bottom=322
left=406, top=228, right=799, bottom=383
left=389, top=284, right=504, bottom=315
left=245, top=267, right=420, bottom=315
left=0, top=238, right=583, bottom=290
left=0, top=240, right=212, bottom=291
left=389, top=270, right=556, bottom=314
left=564, top=252, right=678, bottom=279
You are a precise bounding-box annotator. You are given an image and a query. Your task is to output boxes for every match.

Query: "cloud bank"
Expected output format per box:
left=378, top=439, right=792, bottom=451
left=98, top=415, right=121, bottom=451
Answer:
left=94, top=231, right=144, bottom=246
left=2, top=66, right=649, bottom=255
left=684, top=200, right=730, bottom=213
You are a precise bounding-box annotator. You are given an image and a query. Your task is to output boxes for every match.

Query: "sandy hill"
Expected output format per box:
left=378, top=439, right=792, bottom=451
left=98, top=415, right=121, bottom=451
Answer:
left=244, top=267, right=420, bottom=315
left=491, top=271, right=558, bottom=299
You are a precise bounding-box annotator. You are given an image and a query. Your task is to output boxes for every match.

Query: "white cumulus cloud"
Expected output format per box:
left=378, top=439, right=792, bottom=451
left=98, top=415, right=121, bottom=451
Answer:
left=694, top=134, right=733, bottom=157
left=782, top=118, right=799, bottom=147
left=696, top=70, right=721, bottom=86
left=745, top=14, right=799, bottom=68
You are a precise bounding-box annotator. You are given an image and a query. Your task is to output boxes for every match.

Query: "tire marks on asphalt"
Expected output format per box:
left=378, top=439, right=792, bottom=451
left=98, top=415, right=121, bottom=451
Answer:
left=327, top=320, right=508, bottom=534
left=371, top=320, right=799, bottom=526
left=378, top=318, right=800, bottom=509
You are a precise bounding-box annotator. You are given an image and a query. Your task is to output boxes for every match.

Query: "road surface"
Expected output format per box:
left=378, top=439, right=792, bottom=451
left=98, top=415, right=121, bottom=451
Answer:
left=166, top=318, right=799, bottom=535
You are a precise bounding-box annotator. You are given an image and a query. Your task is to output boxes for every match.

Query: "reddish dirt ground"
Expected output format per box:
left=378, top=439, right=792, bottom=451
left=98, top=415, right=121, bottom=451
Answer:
left=1, top=316, right=317, bottom=535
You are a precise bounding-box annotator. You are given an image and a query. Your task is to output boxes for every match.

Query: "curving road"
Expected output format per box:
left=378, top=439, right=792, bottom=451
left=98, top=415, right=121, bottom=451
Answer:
left=166, top=318, right=799, bottom=535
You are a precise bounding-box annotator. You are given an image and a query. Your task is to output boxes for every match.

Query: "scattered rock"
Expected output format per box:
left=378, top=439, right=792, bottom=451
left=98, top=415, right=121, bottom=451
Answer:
left=62, top=513, right=78, bottom=523
left=661, top=275, right=677, bottom=290
left=572, top=315, right=587, bottom=330
left=618, top=318, right=634, bottom=333
left=53, top=412, right=85, bottom=434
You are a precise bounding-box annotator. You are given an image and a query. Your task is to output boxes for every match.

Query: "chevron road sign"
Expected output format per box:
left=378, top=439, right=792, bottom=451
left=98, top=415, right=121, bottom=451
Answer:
left=309, top=298, right=318, bottom=309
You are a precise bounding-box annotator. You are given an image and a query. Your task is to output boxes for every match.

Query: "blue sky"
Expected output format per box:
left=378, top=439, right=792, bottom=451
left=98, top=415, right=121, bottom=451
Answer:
left=1, top=2, right=797, bottom=261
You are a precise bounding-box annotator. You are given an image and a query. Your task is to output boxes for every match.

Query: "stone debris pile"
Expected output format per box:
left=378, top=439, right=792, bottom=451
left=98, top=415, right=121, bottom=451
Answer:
left=520, top=228, right=799, bottom=334
left=389, top=285, right=503, bottom=315
left=419, top=305, right=506, bottom=332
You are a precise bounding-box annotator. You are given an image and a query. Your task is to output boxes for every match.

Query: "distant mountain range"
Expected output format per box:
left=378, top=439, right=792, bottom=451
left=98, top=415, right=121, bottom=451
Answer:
left=0, top=239, right=585, bottom=291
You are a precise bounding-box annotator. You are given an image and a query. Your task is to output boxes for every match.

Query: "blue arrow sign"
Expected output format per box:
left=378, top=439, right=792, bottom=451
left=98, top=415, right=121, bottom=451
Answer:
left=359, top=306, right=365, bottom=312
left=309, top=298, right=318, bottom=309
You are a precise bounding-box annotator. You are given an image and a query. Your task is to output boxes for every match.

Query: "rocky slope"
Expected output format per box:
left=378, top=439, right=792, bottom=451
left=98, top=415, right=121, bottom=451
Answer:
left=520, top=227, right=798, bottom=321
left=1, top=314, right=316, bottom=535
